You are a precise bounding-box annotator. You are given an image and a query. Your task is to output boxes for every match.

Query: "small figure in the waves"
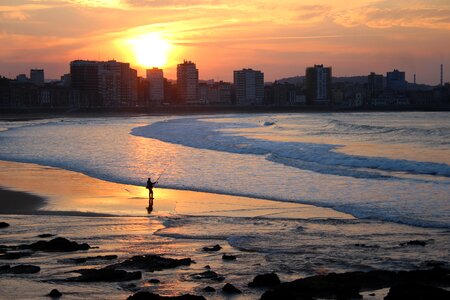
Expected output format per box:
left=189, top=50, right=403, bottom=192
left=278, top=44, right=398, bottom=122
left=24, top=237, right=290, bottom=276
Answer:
left=146, top=177, right=157, bottom=213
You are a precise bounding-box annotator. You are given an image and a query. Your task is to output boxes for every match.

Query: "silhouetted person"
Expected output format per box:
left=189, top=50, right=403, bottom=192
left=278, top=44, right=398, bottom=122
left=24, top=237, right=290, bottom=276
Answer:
left=146, top=177, right=157, bottom=213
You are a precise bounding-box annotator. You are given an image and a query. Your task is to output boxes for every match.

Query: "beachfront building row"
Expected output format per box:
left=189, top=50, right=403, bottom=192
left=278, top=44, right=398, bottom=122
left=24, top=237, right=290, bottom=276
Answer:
left=1, top=61, right=449, bottom=109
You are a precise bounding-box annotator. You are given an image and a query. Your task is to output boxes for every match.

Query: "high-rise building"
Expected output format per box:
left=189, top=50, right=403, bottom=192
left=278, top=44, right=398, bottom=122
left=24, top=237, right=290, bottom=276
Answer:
left=386, top=69, right=406, bottom=92
left=233, top=68, right=264, bottom=105
left=177, top=60, right=199, bottom=104
left=70, top=60, right=100, bottom=107
left=70, top=60, right=137, bottom=107
left=146, top=68, right=164, bottom=105
left=30, top=69, right=44, bottom=86
left=367, top=72, right=384, bottom=96
left=305, top=64, right=332, bottom=105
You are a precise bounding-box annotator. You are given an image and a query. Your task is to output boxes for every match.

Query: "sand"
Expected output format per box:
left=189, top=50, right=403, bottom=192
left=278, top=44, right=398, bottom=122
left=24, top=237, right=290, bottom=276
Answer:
left=0, top=188, right=45, bottom=214
left=0, top=160, right=353, bottom=220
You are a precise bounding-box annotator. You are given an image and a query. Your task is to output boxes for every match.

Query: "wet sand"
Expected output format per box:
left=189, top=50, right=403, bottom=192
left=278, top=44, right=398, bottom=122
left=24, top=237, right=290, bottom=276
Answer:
left=0, top=160, right=353, bottom=220
left=0, top=188, right=45, bottom=214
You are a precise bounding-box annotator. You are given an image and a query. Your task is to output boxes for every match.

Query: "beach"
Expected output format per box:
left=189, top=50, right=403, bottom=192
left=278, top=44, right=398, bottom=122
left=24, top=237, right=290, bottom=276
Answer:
left=1, top=160, right=449, bottom=299
left=1, top=113, right=449, bottom=299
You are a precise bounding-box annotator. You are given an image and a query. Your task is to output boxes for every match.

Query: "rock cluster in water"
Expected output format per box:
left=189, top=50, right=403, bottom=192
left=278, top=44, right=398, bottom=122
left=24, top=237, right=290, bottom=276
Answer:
left=261, top=267, right=450, bottom=300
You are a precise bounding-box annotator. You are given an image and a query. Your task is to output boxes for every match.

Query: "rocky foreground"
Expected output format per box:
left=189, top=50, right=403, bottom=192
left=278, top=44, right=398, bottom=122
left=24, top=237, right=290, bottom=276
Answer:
left=1, top=222, right=449, bottom=299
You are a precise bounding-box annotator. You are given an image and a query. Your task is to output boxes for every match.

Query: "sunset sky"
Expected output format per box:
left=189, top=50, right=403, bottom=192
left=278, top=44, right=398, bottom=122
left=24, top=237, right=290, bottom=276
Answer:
left=0, top=0, right=449, bottom=84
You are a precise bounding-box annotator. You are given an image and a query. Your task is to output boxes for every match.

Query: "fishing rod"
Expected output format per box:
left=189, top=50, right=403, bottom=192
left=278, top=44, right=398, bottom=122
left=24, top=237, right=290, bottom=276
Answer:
left=154, top=162, right=172, bottom=183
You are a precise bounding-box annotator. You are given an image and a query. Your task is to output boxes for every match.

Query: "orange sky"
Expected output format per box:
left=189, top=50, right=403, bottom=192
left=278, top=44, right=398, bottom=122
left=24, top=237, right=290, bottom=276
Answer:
left=0, top=0, right=449, bottom=84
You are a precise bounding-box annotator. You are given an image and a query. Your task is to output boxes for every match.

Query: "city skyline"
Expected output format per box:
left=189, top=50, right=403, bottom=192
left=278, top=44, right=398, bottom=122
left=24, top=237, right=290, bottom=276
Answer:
left=0, top=0, right=449, bottom=84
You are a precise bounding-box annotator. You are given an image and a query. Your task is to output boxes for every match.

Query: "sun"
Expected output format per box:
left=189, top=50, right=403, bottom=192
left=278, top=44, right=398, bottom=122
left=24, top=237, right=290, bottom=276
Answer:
left=129, top=33, right=171, bottom=68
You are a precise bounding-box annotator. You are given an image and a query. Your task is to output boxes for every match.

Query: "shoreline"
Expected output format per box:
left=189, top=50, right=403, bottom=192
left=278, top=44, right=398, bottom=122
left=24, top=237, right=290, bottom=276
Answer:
left=1, top=105, right=450, bottom=121
left=0, top=160, right=352, bottom=220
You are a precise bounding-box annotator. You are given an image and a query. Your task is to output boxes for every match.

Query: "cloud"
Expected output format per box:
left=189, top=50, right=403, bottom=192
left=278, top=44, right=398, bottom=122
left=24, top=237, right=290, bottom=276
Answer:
left=332, top=3, right=450, bottom=30
left=1, top=11, right=30, bottom=21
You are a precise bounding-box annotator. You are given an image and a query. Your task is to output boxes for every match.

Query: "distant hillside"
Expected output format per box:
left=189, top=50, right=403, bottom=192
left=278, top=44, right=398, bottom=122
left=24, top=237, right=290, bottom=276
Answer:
left=275, top=75, right=434, bottom=90
left=275, top=76, right=368, bottom=85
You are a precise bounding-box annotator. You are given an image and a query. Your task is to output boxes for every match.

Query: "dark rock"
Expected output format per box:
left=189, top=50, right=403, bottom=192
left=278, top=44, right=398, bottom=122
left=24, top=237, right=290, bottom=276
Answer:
left=369, top=293, right=376, bottom=296
left=148, top=278, right=160, bottom=284
left=108, top=254, right=192, bottom=272
left=0, top=264, right=41, bottom=274
left=260, top=267, right=450, bottom=300
left=47, top=289, right=62, bottom=298
left=384, top=283, right=450, bottom=300
left=38, top=234, right=56, bottom=238
left=0, top=251, right=33, bottom=260
left=68, top=267, right=141, bottom=282
left=354, top=243, right=380, bottom=248
left=20, top=237, right=90, bottom=252
left=190, top=270, right=224, bottom=282
left=203, top=286, right=215, bottom=292
left=222, top=283, right=242, bottom=294
left=202, top=245, right=221, bottom=252
left=0, top=264, right=10, bottom=271
left=127, top=291, right=206, bottom=300
left=400, top=240, right=427, bottom=247
left=0, top=222, right=10, bottom=228
left=64, top=255, right=118, bottom=264
left=222, top=254, right=236, bottom=261
left=248, top=272, right=281, bottom=287
left=204, top=265, right=211, bottom=269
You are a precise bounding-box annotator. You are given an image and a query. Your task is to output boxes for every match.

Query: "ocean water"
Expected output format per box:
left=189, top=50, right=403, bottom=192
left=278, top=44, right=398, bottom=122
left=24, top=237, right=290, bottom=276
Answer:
left=1, top=112, right=449, bottom=299
left=0, top=112, right=449, bottom=228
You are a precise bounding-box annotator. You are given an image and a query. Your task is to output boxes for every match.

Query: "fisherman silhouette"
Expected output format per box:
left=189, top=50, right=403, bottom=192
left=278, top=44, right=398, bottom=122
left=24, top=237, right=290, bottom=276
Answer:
left=146, top=177, right=157, bottom=213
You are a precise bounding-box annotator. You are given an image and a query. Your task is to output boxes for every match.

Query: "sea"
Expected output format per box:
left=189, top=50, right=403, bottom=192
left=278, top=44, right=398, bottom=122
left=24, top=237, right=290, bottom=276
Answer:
left=0, top=112, right=449, bottom=299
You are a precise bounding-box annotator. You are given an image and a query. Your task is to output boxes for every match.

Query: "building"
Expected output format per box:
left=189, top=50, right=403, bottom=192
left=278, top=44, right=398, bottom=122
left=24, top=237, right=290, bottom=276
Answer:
left=70, top=60, right=100, bottom=107
left=233, top=68, right=264, bottom=105
left=146, top=68, right=164, bottom=105
left=16, top=74, right=28, bottom=83
left=367, top=72, right=383, bottom=95
left=273, top=82, right=298, bottom=106
left=30, top=69, right=44, bottom=86
left=386, top=69, right=406, bottom=92
left=70, top=60, right=137, bottom=107
left=177, top=60, right=199, bottom=104
left=305, top=64, right=332, bottom=105
left=208, top=81, right=232, bottom=105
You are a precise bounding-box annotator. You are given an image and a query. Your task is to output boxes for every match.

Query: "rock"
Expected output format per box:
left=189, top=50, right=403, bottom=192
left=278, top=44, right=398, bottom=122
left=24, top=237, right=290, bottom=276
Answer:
left=400, top=240, right=427, bottom=247
left=20, top=237, right=90, bottom=252
left=369, top=293, right=376, bottom=296
left=190, top=270, right=225, bottom=282
left=202, top=245, right=221, bottom=252
left=248, top=272, right=281, bottom=287
left=38, top=234, right=56, bottom=238
left=260, top=267, right=450, bottom=300
left=0, top=251, right=33, bottom=260
left=127, top=291, right=206, bottom=300
left=203, top=286, right=215, bottom=292
left=64, top=255, right=118, bottom=264
left=204, top=265, right=211, bottom=269
left=384, top=283, right=450, bottom=300
left=222, top=283, right=242, bottom=294
left=148, top=278, right=160, bottom=284
left=68, top=267, right=141, bottom=282
left=47, top=289, right=62, bottom=298
left=108, top=254, right=192, bottom=272
left=222, top=254, right=236, bottom=261
left=0, top=265, right=10, bottom=271
left=0, top=264, right=40, bottom=274
left=0, top=222, right=10, bottom=228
